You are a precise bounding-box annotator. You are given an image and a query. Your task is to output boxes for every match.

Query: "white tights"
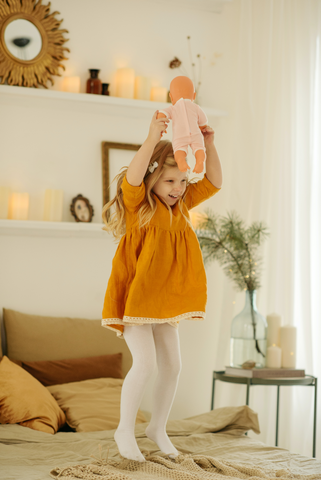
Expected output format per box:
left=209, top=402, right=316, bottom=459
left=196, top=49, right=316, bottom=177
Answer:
left=114, top=323, right=182, bottom=462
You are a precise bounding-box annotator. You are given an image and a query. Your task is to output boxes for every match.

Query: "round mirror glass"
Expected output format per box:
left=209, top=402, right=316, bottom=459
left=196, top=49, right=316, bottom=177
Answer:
left=4, top=19, right=42, bottom=61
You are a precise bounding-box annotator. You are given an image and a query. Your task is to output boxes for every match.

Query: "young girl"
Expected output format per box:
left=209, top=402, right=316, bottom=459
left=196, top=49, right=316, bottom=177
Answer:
left=101, top=111, right=222, bottom=462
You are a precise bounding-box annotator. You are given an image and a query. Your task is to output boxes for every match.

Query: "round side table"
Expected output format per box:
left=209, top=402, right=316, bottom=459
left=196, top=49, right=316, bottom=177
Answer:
left=211, top=370, right=318, bottom=458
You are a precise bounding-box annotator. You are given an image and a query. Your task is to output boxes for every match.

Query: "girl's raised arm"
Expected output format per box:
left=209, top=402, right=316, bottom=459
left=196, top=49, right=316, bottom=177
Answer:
left=126, top=112, right=169, bottom=186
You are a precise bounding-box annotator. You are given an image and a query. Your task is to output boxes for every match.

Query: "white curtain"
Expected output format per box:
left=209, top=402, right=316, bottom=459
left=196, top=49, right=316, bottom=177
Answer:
left=214, top=0, right=321, bottom=459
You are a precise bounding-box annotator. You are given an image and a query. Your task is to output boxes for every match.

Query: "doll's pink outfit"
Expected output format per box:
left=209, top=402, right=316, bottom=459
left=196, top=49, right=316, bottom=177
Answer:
left=159, top=98, right=208, bottom=155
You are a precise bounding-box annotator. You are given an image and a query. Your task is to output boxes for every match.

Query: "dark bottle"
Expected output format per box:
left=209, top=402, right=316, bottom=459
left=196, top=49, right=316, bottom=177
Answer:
left=102, top=83, right=110, bottom=96
left=86, top=69, right=102, bottom=94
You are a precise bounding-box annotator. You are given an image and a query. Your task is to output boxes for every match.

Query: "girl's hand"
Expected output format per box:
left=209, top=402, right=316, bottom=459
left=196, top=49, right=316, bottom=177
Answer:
left=147, top=111, right=169, bottom=144
left=201, top=125, right=215, bottom=148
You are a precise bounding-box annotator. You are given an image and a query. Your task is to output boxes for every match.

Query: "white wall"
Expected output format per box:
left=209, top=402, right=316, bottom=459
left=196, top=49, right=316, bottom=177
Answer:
left=0, top=0, right=242, bottom=421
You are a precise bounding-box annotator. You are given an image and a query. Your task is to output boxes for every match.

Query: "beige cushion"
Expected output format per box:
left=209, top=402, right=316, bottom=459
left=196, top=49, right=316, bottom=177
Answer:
left=47, top=378, right=147, bottom=432
left=0, top=356, right=66, bottom=434
left=3, top=308, right=133, bottom=377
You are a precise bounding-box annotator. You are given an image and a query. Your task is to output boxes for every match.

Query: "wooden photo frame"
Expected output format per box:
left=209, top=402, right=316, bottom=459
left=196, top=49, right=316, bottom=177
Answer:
left=70, top=194, right=94, bottom=223
left=101, top=142, right=141, bottom=213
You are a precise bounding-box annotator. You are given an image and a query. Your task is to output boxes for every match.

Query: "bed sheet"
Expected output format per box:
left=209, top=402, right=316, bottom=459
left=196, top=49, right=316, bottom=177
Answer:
left=0, top=406, right=320, bottom=480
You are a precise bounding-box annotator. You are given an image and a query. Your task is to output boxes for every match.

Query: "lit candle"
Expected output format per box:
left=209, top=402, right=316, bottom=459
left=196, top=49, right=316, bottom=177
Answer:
left=150, top=87, right=168, bottom=102
left=267, top=313, right=282, bottom=347
left=134, top=76, right=152, bottom=100
left=266, top=344, right=282, bottom=368
left=280, top=325, right=297, bottom=368
left=115, top=68, right=135, bottom=98
left=43, top=189, right=64, bottom=222
left=62, top=76, right=81, bottom=93
left=0, top=186, right=11, bottom=219
left=189, top=211, right=204, bottom=229
left=8, top=193, right=29, bottom=220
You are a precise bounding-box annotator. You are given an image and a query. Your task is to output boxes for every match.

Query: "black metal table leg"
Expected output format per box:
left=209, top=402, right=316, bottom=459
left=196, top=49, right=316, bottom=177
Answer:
left=211, top=374, right=215, bottom=410
left=245, top=379, right=250, bottom=436
left=276, top=385, right=280, bottom=446
left=313, top=377, right=317, bottom=458
left=246, top=379, right=250, bottom=405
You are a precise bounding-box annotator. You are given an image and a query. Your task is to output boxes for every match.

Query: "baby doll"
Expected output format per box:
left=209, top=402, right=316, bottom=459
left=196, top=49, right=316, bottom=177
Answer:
left=157, top=76, right=208, bottom=173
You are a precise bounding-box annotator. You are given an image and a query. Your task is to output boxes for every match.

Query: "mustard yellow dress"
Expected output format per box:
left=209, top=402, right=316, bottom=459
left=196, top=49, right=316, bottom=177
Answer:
left=101, top=173, right=221, bottom=338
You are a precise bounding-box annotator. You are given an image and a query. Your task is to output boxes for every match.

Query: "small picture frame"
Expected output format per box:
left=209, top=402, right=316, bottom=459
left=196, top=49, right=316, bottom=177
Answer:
left=70, top=194, right=94, bottom=223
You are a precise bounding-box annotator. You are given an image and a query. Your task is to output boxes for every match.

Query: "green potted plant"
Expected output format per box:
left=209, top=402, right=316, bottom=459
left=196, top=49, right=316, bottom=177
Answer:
left=195, top=210, right=270, bottom=367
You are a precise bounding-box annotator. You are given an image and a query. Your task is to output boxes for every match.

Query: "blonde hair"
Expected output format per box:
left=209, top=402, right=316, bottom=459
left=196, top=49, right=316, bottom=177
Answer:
left=102, top=140, right=198, bottom=242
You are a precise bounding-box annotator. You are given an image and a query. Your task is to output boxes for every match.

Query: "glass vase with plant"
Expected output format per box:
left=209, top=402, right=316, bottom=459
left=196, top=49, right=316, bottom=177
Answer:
left=195, top=210, right=270, bottom=367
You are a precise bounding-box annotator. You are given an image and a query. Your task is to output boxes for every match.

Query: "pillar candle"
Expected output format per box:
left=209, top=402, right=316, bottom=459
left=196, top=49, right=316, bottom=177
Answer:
left=62, top=76, right=81, bottom=93
left=150, top=87, right=168, bottom=102
left=266, top=344, right=282, bottom=368
left=280, top=325, right=297, bottom=368
left=8, top=193, right=29, bottom=220
left=134, top=76, right=152, bottom=100
left=189, top=211, right=203, bottom=229
left=0, top=186, right=11, bottom=219
left=43, top=189, right=64, bottom=222
left=115, top=68, right=135, bottom=98
left=267, top=312, right=282, bottom=347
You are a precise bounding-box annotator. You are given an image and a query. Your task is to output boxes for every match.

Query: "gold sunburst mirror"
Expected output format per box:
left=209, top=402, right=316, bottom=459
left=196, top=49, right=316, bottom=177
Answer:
left=0, top=0, right=69, bottom=88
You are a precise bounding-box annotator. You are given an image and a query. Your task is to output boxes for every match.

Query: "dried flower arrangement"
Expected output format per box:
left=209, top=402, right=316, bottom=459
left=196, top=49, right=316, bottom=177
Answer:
left=169, top=36, right=222, bottom=103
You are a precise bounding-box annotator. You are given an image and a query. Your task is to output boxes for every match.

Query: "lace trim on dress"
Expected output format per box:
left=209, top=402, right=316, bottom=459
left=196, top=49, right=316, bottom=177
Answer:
left=123, top=311, right=205, bottom=323
left=101, top=311, right=205, bottom=327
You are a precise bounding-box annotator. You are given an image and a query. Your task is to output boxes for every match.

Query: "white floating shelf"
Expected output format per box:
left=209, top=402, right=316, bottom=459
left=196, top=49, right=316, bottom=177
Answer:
left=151, top=0, right=232, bottom=13
left=0, top=219, right=110, bottom=239
left=0, top=85, right=228, bottom=119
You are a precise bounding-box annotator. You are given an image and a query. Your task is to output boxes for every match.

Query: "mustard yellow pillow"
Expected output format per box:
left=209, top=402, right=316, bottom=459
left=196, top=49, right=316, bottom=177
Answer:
left=47, top=378, right=147, bottom=432
left=0, top=356, right=66, bottom=434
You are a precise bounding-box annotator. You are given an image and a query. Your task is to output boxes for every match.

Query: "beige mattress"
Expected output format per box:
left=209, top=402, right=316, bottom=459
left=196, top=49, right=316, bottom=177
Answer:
left=0, top=406, right=320, bottom=480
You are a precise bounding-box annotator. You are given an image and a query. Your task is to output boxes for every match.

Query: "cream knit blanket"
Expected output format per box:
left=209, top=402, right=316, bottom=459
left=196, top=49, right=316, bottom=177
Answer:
left=50, top=449, right=320, bottom=480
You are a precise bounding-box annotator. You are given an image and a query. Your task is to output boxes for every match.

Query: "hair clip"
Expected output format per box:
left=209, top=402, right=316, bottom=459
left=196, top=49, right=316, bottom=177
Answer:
left=148, top=161, right=158, bottom=173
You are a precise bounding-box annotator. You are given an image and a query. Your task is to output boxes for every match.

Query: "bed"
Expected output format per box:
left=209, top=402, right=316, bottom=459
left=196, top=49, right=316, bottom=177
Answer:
left=1, top=308, right=320, bottom=480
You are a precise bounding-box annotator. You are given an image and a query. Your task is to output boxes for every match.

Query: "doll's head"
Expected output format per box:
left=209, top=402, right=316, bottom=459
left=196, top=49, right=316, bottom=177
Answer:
left=169, top=76, right=196, bottom=105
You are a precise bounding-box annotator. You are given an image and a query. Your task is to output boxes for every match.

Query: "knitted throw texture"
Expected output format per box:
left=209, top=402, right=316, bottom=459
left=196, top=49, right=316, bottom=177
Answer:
left=50, top=450, right=319, bottom=480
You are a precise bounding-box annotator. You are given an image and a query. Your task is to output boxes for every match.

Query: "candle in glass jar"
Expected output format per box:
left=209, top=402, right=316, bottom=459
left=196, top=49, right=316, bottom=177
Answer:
left=280, top=325, right=297, bottom=368
left=62, top=76, right=81, bottom=93
left=43, top=189, right=64, bottom=222
left=267, top=312, right=282, bottom=347
left=115, top=68, right=135, bottom=98
left=0, top=186, right=10, bottom=219
left=150, top=87, right=168, bottom=102
left=266, top=344, right=282, bottom=368
left=8, top=193, right=29, bottom=220
left=134, top=76, right=151, bottom=100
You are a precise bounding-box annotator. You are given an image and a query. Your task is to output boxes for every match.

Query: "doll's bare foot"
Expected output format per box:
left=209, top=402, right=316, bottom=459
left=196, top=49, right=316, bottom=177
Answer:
left=174, top=150, right=190, bottom=172
left=193, top=150, right=206, bottom=173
